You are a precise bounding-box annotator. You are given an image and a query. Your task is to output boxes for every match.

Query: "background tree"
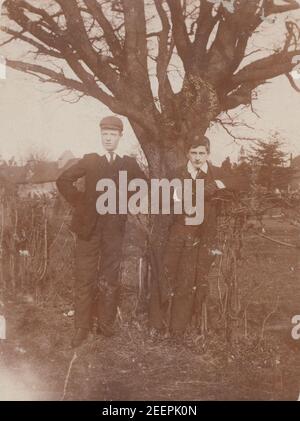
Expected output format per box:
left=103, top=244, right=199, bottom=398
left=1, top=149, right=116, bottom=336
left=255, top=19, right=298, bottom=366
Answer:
left=221, top=156, right=232, bottom=174
left=248, top=133, right=291, bottom=190
left=24, top=147, right=51, bottom=164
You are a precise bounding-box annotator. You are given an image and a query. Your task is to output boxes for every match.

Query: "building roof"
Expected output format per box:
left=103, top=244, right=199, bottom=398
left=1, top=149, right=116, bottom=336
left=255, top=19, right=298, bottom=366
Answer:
left=0, top=151, right=79, bottom=186
left=58, top=150, right=76, bottom=169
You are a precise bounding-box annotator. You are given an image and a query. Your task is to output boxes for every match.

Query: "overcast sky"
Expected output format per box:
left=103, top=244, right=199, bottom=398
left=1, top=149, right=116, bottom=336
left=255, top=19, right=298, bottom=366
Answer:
left=1, top=5, right=300, bottom=166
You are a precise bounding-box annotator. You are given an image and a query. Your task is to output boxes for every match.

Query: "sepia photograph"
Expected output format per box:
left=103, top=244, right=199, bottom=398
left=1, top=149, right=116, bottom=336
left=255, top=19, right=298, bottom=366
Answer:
left=0, top=0, right=300, bottom=405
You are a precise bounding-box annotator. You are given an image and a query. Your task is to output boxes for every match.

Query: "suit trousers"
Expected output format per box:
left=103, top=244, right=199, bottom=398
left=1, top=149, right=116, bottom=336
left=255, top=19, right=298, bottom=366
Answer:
left=150, top=222, right=216, bottom=334
left=74, top=215, right=125, bottom=329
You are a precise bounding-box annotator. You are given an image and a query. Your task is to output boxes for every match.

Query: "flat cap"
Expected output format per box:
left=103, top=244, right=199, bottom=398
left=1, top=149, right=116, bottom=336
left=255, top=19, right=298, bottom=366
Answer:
left=100, top=115, right=123, bottom=132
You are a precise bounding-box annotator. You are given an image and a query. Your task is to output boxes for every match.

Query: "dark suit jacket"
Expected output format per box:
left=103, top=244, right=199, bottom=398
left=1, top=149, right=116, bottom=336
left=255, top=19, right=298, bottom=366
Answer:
left=56, top=153, right=146, bottom=240
left=170, top=162, right=248, bottom=244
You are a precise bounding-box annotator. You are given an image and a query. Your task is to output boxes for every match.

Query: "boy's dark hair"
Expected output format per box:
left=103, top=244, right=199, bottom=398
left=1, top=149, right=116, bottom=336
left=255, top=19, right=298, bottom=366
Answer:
left=186, top=135, right=210, bottom=154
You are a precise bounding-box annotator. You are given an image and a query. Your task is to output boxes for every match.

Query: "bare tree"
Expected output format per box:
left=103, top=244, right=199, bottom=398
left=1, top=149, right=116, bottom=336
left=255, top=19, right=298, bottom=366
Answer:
left=22, top=145, right=51, bottom=164
left=1, top=0, right=300, bottom=173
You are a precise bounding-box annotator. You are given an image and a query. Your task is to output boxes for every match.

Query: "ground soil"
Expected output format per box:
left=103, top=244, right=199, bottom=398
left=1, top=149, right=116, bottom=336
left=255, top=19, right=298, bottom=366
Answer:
left=0, top=217, right=299, bottom=401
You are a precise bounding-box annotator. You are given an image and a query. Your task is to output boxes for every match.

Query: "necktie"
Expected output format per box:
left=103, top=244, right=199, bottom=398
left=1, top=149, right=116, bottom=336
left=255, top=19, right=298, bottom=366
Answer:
left=195, top=169, right=201, bottom=179
left=108, top=152, right=114, bottom=164
left=196, top=169, right=206, bottom=179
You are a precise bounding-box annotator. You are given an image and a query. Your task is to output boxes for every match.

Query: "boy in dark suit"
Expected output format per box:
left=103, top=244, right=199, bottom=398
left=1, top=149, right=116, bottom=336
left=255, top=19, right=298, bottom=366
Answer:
left=149, top=136, right=245, bottom=337
left=56, top=115, right=146, bottom=347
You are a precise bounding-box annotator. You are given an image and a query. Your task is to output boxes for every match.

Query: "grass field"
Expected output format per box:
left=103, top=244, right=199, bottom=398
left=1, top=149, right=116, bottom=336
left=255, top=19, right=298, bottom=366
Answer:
left=0, top=216, right=299, bottom=401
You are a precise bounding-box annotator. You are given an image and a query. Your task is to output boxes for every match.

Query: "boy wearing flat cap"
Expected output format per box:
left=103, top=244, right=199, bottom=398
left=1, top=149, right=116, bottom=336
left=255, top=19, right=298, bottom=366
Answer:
left=57, top=115, right=146, bottom=347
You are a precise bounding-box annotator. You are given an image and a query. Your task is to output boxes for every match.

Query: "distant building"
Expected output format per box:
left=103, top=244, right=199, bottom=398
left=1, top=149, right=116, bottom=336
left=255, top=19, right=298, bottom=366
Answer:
left=0, top=150, right=79, bottom=199
left=58, top=150, right=75, bottom=169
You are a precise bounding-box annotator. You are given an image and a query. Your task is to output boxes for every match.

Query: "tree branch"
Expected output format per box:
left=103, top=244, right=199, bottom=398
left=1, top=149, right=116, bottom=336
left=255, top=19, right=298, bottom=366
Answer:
left=222, top=80, right=263, bottom=111
left=231, top=50, right=300, bottom=88
left=1, top=26, right=62, bottom=58
left=154, top=0, right=174, bottom=111
left=285, top=72, right=300, bottom=92
left=122, top=0, right=148, bottom=77
left=166, top=0, right=192, bottom=71
left=6, top=58, right=158, bottom=136
left=265, top=0, right=300, bottom=15
left=4, top=0, right=122, bottom=97
left=83, top=0, right=123, bottom=63
left=6, top=58, right=93, bottom=95
left=121, top=0, right=157, bottom=115
left=205, top=0, right=261, bottom=84
left=193, top=0, right=218, bottom=69
left=55, top=0, right=122, bottom=96
left=4, top=0, right=63, bottom=51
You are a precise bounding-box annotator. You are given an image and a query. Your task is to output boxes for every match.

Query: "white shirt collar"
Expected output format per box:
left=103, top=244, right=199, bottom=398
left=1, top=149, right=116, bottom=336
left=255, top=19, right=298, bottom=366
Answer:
left=99, top=150, right=124, bottom=161
left=187, top=161, right=208, bottom=179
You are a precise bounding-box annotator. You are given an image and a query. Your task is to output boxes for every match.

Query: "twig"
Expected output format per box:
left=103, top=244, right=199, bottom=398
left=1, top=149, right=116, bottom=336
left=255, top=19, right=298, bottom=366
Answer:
left=35, top=211, right=48, bottom=303
left=201, top=301, right=208, bottom=336
left=217, top=253, right=224, bottom=314
left=257, top=233, right=297, bottom=248
left=49, top=208, right=72, bottom=250
left=244, top=308, right=248, bottom=338
left=61, top=351, right=77, bottom=401
left=134, top=257, right=144, bottom=315
left=117, top=306, right=123, bottom=324
left=260, top=296, right=279, bottom=343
